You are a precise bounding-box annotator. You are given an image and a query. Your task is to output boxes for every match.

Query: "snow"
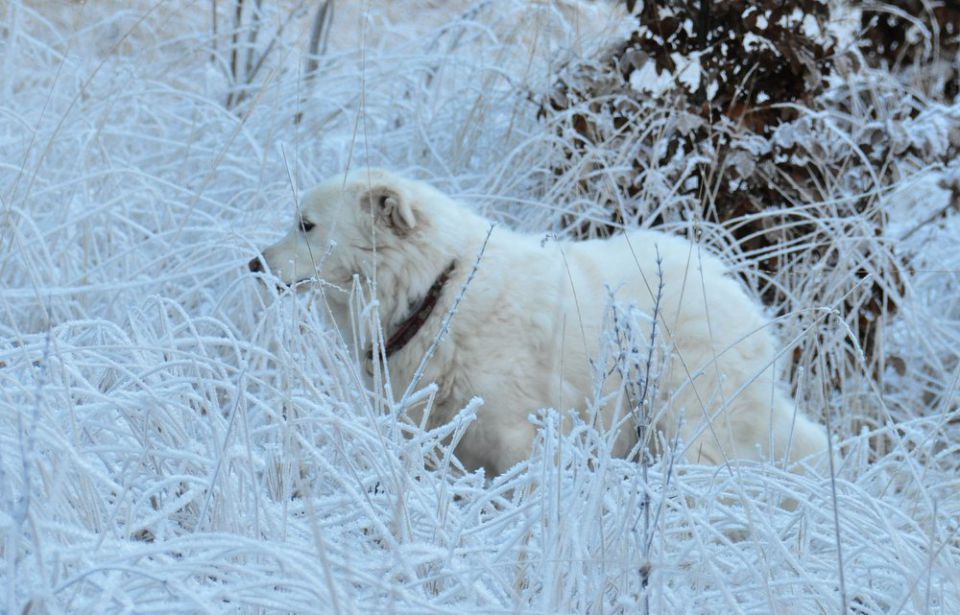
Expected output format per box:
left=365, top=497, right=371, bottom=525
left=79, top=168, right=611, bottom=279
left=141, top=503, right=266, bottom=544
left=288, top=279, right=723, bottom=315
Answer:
left=1, top=1, right=958, bottom=613
left=673, top=51, right=701, bottom=94
left=630, top=60, right=674, bottom=96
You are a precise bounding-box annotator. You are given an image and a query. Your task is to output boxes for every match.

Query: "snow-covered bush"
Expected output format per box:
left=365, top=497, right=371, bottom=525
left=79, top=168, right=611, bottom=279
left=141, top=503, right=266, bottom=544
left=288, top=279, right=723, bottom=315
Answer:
left=536, top=1, right=960, bottom=438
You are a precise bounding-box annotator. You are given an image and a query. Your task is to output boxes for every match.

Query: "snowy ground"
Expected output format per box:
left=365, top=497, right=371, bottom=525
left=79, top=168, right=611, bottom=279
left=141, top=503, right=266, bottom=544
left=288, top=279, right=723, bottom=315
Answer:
left=1, top=1, right=958, bottom=613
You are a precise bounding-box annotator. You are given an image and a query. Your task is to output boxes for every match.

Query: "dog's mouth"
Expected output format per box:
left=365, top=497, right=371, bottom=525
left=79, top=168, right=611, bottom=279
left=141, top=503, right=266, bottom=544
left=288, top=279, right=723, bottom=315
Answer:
left=286, top=278, right=317, bottom=292
left=248, top=256, right=325, bottom=292
left=248, top=268, right=315, bottom=294
left=269, top=274, right=352, bottom=297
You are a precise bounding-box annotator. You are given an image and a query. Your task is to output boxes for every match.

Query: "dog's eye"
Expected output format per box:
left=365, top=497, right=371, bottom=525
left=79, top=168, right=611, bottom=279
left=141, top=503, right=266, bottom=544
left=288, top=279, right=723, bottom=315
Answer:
left=299, top=218, right=316, bottom=233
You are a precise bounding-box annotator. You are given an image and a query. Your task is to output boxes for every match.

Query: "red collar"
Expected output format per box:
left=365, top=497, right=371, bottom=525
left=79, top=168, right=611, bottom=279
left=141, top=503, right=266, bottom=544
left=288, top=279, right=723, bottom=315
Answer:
left=369, top=261, right=456, bottom=360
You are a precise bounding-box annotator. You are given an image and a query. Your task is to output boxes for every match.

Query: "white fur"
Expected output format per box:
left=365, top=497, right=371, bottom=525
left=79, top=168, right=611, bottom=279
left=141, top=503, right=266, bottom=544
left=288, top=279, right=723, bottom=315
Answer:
left=256, top=168, right=828, bottom=476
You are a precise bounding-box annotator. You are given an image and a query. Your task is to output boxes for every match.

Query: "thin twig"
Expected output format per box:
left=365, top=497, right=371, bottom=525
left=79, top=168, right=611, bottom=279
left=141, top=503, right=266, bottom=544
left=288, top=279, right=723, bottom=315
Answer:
left=296, top=0, right=335, bottom=125
left=226, top=0, right=244, bottom=108
left=243, top=0, right=264, bottom=90
left=211, top=0, right=218, bottom=64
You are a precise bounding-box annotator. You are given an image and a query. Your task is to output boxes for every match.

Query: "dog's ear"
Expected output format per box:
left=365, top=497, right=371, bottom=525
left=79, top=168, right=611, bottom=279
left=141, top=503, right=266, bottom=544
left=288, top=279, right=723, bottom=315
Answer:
left=361, top=186, right=417, bottom=233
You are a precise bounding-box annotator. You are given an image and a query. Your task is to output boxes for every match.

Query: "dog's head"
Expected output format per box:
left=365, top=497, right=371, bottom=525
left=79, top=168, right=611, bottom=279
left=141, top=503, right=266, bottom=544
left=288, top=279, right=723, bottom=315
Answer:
left=250, top=168, right=455, bottom=327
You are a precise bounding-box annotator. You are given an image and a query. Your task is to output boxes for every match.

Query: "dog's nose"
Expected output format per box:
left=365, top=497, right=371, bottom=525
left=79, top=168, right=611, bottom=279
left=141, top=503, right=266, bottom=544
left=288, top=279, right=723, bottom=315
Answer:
left=248, top=256, right=264, bottom=273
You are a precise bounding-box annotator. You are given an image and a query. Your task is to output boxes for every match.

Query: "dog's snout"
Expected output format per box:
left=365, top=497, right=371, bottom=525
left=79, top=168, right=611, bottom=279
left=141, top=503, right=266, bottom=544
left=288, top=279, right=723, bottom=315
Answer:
left=248, top=256, right=264, bottom=273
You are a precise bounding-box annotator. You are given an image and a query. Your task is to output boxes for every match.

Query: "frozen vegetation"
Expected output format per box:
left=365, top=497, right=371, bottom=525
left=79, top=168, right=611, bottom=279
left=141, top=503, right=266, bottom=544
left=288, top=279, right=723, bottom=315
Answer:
left=0, top=1, right=957, bottom=612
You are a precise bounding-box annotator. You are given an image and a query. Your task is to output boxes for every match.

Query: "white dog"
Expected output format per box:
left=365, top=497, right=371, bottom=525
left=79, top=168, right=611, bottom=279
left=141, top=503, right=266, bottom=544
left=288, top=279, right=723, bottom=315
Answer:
left=251, top=168, right=828, bottom=476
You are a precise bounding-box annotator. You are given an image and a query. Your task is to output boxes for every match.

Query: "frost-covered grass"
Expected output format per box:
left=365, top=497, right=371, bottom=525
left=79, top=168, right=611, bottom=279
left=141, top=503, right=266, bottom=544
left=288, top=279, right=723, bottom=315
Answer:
left=1, top=1, right=958, bottom=613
